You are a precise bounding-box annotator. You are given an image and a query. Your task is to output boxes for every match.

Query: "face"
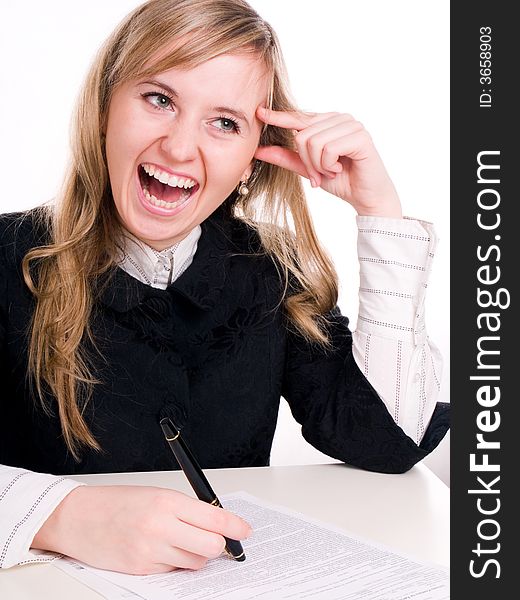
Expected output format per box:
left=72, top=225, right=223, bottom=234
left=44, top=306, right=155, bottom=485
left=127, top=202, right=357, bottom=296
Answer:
left=104, top=53, right=268, bottom=249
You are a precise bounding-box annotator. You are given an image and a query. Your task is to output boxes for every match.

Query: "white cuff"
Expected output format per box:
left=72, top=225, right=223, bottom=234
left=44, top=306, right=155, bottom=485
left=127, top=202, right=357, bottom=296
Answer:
left=353, top=215, right=442, bottom=444
left=0, top=465, right=85, bottom=568
left=356, top=215, right=437, bottom=345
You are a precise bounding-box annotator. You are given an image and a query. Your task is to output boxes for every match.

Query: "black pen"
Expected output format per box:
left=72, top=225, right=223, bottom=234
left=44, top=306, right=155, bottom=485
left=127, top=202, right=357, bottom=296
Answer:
left=159, top=417, right=246, bottom=562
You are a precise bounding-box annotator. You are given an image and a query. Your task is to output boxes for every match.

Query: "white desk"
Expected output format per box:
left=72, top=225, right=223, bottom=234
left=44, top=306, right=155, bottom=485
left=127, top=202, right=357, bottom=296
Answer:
left=0, top=463, right=449, bottom=599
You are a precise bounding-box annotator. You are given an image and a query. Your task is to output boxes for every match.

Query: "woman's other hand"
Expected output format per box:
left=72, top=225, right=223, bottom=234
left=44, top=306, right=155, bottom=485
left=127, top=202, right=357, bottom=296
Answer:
left=255, top=107, right=402, bottom=219
left=31, top=485, right=252, bottom=574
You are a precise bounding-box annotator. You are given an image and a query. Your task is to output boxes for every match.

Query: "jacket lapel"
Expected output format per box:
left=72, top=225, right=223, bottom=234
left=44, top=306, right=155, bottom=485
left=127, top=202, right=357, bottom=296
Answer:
left=98, top=206, right=233, bottom=313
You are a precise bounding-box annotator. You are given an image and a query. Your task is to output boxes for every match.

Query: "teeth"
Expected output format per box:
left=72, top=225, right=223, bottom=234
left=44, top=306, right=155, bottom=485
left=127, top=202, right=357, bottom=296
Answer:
left=142, top=163, right=196, bottom=189
left=158, top=172, right=170, bottom=184
left=142, top=185, right=191, bottom=209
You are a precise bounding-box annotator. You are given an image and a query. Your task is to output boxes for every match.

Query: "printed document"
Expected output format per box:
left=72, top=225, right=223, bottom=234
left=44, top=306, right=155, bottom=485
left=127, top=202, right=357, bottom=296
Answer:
left=56, top=492, right=449, bottom=599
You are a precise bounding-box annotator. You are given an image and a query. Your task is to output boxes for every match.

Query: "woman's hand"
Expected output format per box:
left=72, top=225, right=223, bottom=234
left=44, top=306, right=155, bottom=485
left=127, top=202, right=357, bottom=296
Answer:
left=31, top=485, right=252, bottom=575
left=254, top=107, right=402, bottom=219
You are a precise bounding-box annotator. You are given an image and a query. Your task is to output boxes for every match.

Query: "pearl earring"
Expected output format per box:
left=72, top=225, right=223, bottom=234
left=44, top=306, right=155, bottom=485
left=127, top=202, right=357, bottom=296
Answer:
left=238, top=180, right=249, bottom=196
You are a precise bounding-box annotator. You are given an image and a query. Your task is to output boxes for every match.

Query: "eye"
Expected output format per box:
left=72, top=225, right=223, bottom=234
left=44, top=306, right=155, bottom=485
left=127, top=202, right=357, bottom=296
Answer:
left=213, top=116, right=241, bottom=134
left=141, top=92, right=174, bottom=111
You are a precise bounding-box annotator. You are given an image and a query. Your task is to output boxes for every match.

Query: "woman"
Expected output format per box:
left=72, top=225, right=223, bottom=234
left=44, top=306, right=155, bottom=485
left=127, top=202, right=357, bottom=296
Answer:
left=0, top=0, right=449, bottom=575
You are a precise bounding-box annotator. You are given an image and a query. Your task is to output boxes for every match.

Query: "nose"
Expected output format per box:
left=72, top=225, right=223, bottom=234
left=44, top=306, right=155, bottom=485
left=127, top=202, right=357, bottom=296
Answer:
left=160, top=118, right=199, bottom=163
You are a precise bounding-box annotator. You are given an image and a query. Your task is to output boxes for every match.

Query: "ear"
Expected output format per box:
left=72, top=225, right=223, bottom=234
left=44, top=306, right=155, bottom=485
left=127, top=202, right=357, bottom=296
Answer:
left=241, top=160, right=255, bottom=181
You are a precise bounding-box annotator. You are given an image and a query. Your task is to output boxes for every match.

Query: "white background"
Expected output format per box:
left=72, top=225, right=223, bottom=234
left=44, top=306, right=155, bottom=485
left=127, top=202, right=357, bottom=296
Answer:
left=0, top=1, right=450, bottom=484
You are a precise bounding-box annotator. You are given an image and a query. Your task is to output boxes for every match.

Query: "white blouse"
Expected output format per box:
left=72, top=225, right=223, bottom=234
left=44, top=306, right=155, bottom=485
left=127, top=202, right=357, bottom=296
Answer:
left=0, top=215, right=442, bottom=568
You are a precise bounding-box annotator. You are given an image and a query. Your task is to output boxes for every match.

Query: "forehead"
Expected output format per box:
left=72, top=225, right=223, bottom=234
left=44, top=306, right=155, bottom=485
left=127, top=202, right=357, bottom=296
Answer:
left=144, top=53, right=269, bottom=110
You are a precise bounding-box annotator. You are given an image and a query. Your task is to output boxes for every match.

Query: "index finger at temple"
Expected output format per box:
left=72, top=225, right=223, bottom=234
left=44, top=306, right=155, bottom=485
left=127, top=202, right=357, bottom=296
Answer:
left=257, top=107, right=318, bottom=131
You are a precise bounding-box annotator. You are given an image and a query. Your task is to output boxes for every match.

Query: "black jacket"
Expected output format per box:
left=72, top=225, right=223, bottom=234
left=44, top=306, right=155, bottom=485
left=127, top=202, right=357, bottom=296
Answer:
left=0, top=207, right=449, bottom=475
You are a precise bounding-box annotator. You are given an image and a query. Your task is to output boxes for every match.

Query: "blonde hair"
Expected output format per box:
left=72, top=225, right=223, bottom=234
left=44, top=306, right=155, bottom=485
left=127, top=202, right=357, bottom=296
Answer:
left=23, top=0, right=338, bottom=459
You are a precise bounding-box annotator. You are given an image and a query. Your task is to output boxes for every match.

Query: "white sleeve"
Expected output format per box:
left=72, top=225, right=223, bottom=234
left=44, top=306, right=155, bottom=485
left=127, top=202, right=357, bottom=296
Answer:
left=352, top=215, right=443, bottom=445
left=0, top=464, right=85, bottom=568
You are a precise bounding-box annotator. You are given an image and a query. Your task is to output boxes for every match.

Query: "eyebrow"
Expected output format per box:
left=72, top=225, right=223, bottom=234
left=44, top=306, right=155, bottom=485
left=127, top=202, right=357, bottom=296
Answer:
left=140, top=79, right=179, bottom=98
left=138, top=79, right=252, bottom=128
left=212, top=106, right=250, bottom=128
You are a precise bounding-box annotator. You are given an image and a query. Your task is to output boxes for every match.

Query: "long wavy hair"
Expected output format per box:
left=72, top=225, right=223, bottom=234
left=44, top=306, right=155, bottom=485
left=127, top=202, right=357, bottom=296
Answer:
left=22, top=0, right=339, bottom=459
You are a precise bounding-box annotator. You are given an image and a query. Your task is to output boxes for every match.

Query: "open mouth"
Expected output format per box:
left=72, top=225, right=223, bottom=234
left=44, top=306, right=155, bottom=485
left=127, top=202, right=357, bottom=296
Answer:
left=138, top=163, right=199, bottom=210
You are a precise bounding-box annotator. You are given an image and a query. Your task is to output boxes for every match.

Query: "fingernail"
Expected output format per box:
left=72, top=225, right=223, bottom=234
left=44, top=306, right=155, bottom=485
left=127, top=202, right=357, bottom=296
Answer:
left=310, top=177, right=317, bottom=188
